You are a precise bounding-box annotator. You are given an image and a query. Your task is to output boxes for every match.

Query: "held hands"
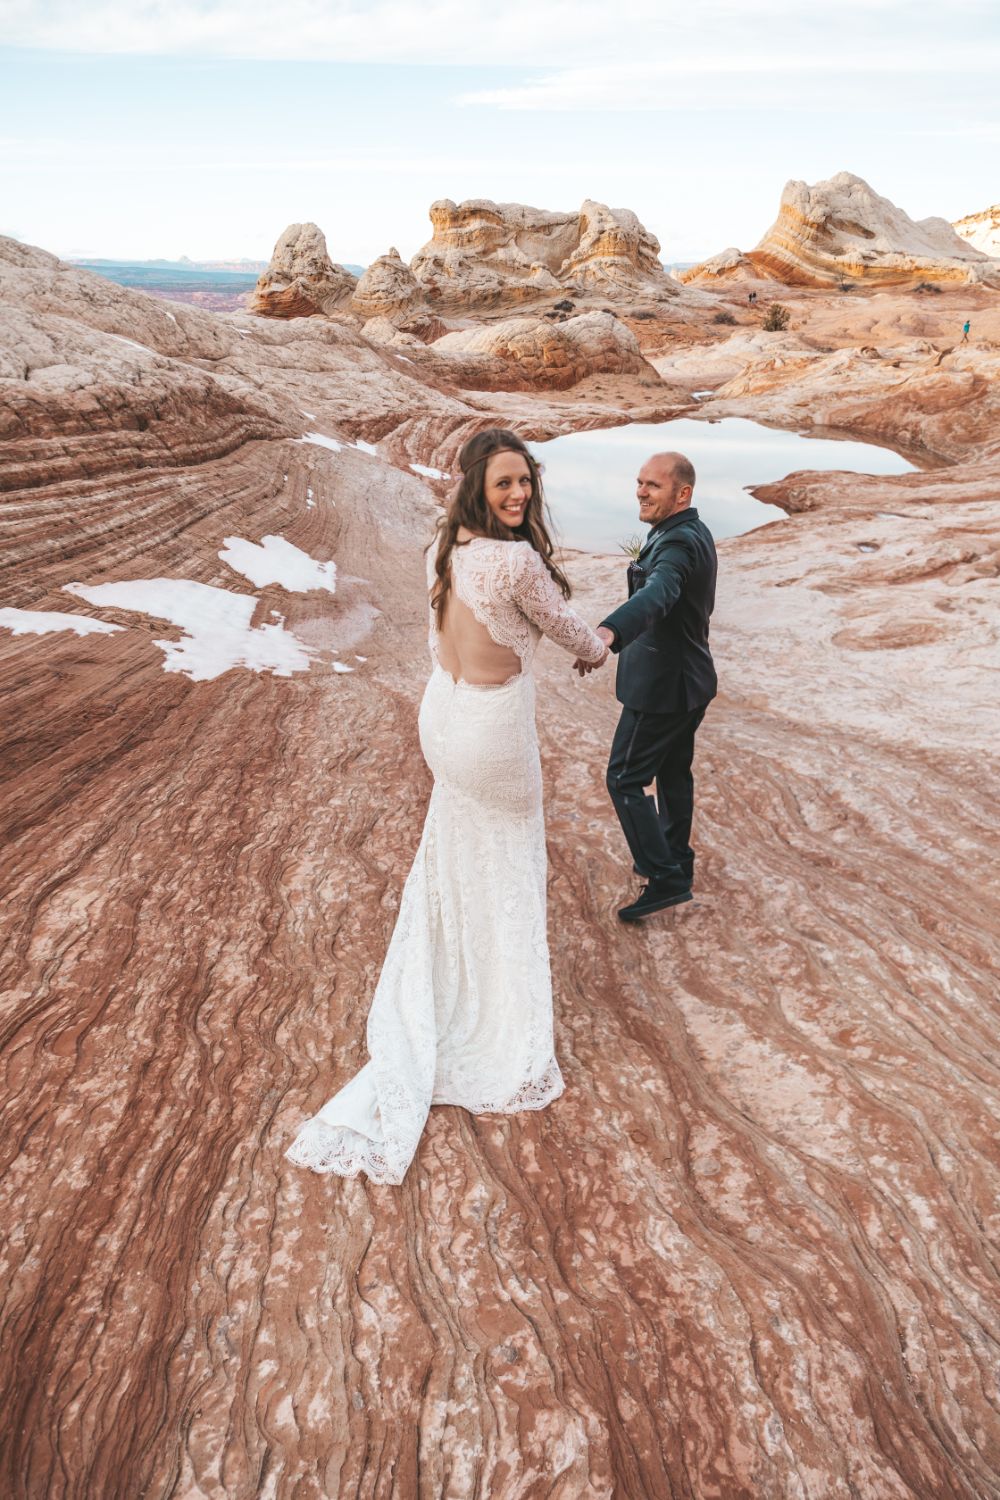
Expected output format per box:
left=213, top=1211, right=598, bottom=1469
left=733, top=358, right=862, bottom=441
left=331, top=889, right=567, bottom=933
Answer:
left=573, top=626, right=615, bottom=677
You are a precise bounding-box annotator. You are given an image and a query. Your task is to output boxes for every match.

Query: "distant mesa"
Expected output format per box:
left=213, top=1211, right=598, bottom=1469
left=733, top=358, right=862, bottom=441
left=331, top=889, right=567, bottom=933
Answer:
left=250, top=223, right=358, bottom=318
left=70, top=256, right=270, bottom=274
left=679, top=172, right=999, bottom=288
left=952, top=204, right=1000, bottom=259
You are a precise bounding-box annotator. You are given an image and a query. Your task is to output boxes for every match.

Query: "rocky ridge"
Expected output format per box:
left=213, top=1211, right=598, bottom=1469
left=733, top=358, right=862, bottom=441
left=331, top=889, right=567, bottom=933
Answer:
left=953, top=203, right=1000, bottom=258
left=682, top=172, right=999, bottom=288
left=411, top=197, right=680, bottom=308
left=250, top=222, right=359, bottom=317
left=425, top=309, right=657, bottom=391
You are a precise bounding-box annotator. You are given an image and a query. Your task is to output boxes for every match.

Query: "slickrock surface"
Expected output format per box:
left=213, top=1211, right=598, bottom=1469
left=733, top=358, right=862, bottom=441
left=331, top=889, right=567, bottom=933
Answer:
left=954, top=204, right=1000, bottom=258
left=250, top=223, right=359, bottom=318
left=682, top=171, right=998, bottom=288
left=411, top=196, right=679, bottom=309
left=431, top=310, right=657, bottom=391
left=2, top=235, right=1000, bottom=1500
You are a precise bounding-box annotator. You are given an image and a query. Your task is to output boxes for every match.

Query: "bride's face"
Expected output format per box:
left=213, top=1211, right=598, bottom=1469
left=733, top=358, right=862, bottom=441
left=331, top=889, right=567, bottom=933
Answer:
left=483, top=450, right=533, bottom=530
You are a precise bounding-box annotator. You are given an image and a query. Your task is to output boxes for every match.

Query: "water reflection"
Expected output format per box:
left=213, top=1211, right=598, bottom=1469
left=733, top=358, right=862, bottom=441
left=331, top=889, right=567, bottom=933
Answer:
left=536, top=417, right=915, bottom=553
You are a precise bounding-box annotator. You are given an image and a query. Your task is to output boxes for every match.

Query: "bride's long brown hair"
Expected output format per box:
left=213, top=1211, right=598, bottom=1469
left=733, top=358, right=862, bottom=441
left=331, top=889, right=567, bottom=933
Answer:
left=429, top=428, right=571, bottom=626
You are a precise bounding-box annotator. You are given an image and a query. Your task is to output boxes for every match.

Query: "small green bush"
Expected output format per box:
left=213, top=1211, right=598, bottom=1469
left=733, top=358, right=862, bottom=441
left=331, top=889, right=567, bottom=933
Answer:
left=712, top=310, right=737, bottom=325
left=762, top=303, right=791, bottom=331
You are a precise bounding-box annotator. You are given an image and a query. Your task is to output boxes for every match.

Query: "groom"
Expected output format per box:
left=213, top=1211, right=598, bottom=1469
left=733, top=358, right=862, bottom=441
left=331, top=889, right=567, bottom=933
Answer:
left=586, top=451, right=718, bottom=922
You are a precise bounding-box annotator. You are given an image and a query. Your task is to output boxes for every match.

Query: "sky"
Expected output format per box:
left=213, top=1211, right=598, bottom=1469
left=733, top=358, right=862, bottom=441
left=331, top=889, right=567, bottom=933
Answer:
left=1, top=0, right=998, bottom=266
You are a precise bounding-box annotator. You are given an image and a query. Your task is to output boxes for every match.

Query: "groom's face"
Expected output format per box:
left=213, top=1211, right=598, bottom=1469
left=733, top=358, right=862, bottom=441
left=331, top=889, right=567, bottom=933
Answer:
left=636, top=458, right=692, bottom=526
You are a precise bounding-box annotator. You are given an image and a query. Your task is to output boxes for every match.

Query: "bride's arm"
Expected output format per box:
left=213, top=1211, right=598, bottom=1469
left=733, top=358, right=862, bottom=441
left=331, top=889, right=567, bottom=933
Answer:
left=507, top=543, right=607, bottom=664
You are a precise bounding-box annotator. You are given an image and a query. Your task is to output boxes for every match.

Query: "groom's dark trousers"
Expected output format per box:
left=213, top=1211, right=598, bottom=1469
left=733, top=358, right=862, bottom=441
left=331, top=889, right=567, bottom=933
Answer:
left=599, top=507, right=718, bottom=885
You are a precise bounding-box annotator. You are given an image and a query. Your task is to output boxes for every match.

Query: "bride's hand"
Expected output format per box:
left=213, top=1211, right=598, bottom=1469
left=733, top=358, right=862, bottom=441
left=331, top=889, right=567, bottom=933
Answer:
left=573, top=645, right=608, bottom=676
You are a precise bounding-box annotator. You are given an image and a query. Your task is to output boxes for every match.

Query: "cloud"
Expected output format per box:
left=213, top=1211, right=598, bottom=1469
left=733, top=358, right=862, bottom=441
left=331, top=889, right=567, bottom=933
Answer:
left=2, top=1, right=666, bottom=62
left=3, top=0, right=995, bottom=67
left=909, top=124, right=1000, bottom=141
left=459, top=46, right=1000, bottom=112
left=0, top=139, right=515, bottom=174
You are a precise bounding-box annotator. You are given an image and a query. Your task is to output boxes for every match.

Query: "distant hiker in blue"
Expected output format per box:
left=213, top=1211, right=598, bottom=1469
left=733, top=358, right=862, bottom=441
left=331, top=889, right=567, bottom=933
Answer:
left=962, top=319, right=971, bottom=343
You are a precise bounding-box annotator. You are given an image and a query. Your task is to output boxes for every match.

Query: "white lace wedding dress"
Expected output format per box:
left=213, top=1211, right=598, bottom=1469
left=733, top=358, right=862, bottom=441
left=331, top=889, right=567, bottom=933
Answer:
left=285, top=535, right=606, bottom=1184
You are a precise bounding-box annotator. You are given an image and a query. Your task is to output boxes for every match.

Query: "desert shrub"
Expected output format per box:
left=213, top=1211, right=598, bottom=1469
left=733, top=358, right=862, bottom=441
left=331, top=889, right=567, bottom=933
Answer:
left=712, top=309, right=737, bottom=325
left=762, top=303, right=791, bottom=331
left=914, top=281, right=942, bottom=294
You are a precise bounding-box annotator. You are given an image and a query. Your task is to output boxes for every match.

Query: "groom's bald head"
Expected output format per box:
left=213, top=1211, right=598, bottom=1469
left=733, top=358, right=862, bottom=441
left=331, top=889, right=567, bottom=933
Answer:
left=637, top=451, right=696, bottom=526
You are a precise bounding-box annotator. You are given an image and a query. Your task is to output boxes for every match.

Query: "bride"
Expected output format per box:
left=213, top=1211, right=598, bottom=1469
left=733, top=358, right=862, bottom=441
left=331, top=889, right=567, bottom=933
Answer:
left=286, top=428, right=608, bottom=1184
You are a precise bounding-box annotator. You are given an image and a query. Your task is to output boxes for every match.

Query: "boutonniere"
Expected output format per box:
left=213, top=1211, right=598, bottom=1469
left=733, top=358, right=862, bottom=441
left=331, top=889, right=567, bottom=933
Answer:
left=619, top=535, right=643, bottom=561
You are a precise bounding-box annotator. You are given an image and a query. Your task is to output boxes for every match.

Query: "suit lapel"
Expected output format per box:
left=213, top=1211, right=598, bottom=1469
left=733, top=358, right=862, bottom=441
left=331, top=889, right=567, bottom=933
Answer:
left=639, top=508, right=696, bottom=561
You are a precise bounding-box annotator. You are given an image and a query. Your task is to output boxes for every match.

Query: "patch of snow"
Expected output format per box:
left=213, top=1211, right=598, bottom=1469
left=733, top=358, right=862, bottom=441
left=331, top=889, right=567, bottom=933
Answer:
left=396, top=355, right=414, bottom=364
left=164, top=310, right=177, bottom=323
left=332, top=661, right=354, bottom=673
left=691, top=390, right=714, bottom=399
left=297, top=431, right=342, bottom=453
left=410, top=462, right=449, bottom=480
left=355, top=654, right=367, bottom=662
left=301, top=410, right=317, bottom=420
left=0, top=608, right=123, bottom=637
left=63, top=578, right=317, bottom=682
left=306, top=486, right=315, bottom=509
left=353, top=439, right=378, bottom=456
left=218, top=534, right=337, bottom=594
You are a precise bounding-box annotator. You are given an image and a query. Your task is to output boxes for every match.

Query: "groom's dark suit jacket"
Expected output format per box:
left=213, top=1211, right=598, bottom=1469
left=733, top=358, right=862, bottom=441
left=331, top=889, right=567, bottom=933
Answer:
left=599, top=507, right=718, bottom=713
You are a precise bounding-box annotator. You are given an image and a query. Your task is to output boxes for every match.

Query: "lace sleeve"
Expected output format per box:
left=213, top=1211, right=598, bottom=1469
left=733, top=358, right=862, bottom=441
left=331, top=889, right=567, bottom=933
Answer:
left=506, top=543, right=606, bottom=663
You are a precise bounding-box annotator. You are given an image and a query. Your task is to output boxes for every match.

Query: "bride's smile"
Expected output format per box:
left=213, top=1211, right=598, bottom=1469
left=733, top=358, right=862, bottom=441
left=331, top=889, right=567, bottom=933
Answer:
left=484, top=451, right=533, bottom=529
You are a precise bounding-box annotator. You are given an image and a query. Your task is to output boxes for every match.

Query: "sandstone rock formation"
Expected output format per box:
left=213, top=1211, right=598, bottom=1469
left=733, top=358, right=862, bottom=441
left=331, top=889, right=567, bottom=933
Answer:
left=677, top=245, right=761, bottom=282
left=558, top=199, right=669, bottom=293
left=2, top=235, right=1000, bottom=1499
left=0, top=239, right=288, bottom=504
left=953, top=203, right=1000, bottom=257
left=349, top=246, right=423, bottom=321
left=250, top=222, right=358, bottom=317
left=431, top=309, right=655, bottom=390
left=682, top=172, right=998, bottom=288
left=410, top=197, right=678, bottom=309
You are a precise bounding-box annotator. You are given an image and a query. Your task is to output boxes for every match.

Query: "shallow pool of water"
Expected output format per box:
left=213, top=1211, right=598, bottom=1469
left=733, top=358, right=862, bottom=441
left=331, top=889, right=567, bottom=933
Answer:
left=535, top=417, right=916, bottom=553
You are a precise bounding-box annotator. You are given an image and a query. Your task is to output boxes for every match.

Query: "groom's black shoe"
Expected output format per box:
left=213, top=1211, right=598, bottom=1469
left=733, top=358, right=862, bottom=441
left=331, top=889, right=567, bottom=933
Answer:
left=633, top=860, right=693, bottom=884
left=618, top=877, right=693, bottom=922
